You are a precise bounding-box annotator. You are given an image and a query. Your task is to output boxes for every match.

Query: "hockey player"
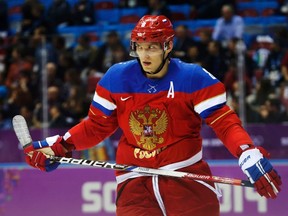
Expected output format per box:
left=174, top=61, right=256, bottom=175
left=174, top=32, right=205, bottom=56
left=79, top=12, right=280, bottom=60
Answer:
left=24, top=15, right=281, bottom=216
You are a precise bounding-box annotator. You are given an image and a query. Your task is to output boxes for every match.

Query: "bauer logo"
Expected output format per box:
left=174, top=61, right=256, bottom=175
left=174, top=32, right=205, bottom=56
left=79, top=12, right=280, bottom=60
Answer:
left=239, top=155, right=251, bottom=168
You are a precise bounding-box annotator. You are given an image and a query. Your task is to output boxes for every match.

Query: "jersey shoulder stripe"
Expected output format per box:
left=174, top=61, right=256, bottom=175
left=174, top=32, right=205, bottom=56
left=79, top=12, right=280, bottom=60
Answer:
left=194, top=92, right=226, bottom=115
left=91, top=92, right=117, bottom=116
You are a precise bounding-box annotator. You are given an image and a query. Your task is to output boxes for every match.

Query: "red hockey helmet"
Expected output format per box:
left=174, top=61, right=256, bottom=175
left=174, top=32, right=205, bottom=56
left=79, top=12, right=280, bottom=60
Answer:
left=130, top=15, right=175, bottom=57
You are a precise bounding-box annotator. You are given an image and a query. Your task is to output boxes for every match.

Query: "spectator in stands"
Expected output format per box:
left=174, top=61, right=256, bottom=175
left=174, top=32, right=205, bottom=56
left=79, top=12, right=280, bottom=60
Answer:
left=46, top=62, right=63, bottom=88
left=29, top=27, right=58, bottom=76
left=191, top=0, right=236, bottom=19
left=71, top=0, right=95, bottom=26
left=46, top=0, right=72, bottom=33
left=246, top=78, right=275, bottom=114
left=19, top=105, right=34, bottom=128
left=3, top=33, right=29, bottom=70
left=48, top=104, right=69, bottom=128
left=56, top=50, right=75, bottom=81
left=73, top=34, right=98, bottom=71
left=172, top=25, right=197, bottom=62
left=202, top=40, right=227, bottom=81
left=6, top=69, right=34, bottom=119
left=5, top=45, right=34, bottom=89
left=83, top=67, right=103, bottom=96
left=32, top=85, right=63, bottom=127
left=0, top=0, right=8, bottom=36
left=47, top=86, right=62, bottom=106
left=196, top=28, right=212, bottom=63
left=263, top=39, right=284, bottom=87
left=51, top=35, right=67, bottom=64
left=145, top=0, right=172, bottom=20
left=112, top=44, right=130, bottom=64
left=95, top=31, right=128, bottom=72
left=212, top=4, right=244, bottom=48
left=223, top=38, right=254, bottom=79
left=61, top=68, right=83, bottom=100
left=257, top=97, right=283, bottom=123
left=223, top=60, right=252, bottom=98
left=251, top=35, right=274, bottom=82
left=227, top=94, right=261, bottom=123
left=186, top=45, right=202, bottom=65
left=62, top=85, right=86, bottom=124
left=20, top=0, right=46, bottom=36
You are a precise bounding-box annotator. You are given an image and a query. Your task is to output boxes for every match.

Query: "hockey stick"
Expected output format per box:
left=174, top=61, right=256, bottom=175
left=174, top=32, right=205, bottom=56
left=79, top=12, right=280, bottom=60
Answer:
left=12, top=115, right=254, bottom=188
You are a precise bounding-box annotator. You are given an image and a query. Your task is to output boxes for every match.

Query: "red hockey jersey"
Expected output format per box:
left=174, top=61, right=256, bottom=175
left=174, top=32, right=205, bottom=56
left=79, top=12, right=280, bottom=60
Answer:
left=64, top=59, right=253, bottom=179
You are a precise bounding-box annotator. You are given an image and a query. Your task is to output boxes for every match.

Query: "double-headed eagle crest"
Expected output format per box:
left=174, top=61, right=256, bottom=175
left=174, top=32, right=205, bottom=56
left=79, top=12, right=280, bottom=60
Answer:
left=129, top=105, right=168, bottom=150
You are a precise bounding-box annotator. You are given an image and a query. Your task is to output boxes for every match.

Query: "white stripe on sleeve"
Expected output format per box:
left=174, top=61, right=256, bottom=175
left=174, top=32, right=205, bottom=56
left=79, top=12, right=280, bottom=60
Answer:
left=93, top=92, right=117, bottom=111
left=194, top=92, right=226, bottom=114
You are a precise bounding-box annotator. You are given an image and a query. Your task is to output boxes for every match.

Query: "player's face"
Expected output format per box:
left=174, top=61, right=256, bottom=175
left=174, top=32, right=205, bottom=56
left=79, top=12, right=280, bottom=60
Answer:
left=136, top=42, right=165, bottom=74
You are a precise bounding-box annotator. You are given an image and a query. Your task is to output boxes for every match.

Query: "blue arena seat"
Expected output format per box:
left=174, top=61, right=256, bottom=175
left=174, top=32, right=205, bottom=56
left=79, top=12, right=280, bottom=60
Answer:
left=237, top=1, right=279, bottom=16
left=96, top=8, right=120, bottom=24
left=57, top=25, right=102, bottom=48
left=168, top=4, right=191, bottom=21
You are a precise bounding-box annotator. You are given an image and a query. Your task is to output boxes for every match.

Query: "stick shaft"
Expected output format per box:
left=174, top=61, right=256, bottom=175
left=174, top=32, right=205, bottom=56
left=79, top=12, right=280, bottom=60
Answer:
left=51, top=156, right=254, bottom=187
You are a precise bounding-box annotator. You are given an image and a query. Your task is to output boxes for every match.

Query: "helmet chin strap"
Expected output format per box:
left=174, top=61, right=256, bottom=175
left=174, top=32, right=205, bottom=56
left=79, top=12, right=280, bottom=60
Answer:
left=140, top=51, right=171, bottom=76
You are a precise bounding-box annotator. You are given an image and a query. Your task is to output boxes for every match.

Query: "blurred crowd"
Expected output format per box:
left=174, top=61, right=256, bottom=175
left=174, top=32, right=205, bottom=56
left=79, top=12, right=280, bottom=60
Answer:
left=1, top=0, right=288, bottom=134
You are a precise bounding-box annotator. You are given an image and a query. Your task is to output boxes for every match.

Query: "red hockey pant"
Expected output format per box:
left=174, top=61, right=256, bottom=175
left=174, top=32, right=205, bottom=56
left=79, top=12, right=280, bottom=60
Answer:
left=116, top=175, right=220, bottom=216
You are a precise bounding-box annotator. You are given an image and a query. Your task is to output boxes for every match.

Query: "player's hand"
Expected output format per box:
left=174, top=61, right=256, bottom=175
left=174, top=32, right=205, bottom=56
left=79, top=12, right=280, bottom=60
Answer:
left=238, top=147, right=282, bottom=199
left=24, top=135, right=71, bottom=172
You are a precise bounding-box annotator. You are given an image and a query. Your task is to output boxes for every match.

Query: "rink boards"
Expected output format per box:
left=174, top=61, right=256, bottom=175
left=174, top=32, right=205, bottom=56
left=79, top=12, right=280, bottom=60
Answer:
left=0, top=161, right=286, bottom=216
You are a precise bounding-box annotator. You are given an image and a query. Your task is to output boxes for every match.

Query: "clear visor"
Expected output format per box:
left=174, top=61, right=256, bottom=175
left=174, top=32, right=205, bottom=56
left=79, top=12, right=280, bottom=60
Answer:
left=130, top=41, right=169, bottom=57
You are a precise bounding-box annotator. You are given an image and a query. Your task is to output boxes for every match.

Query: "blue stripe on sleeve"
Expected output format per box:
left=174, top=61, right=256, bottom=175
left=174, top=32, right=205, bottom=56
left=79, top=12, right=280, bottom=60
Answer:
left=199, top=103, right=226, bottom=119
left=91, top=100, right=114, bottom=116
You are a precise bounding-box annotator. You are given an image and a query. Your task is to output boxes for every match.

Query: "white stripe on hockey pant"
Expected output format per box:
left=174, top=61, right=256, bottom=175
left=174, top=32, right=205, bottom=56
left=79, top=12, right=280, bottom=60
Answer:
left=196, top=180, right=222, bottom=198
left=152, top=175, right=167, bottom=216
left=116, top=150, right=221, bottom=197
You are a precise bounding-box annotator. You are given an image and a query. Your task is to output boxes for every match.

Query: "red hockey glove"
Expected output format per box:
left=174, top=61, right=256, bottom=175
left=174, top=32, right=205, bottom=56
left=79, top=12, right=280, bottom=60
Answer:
left=24, top=135, right=73, bottom=172
left=238, top=147, right=282, bottom=199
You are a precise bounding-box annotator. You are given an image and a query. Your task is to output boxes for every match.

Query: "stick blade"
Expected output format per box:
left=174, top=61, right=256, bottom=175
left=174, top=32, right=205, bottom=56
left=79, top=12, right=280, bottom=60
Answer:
left=12, top=115, right=32, bottom=148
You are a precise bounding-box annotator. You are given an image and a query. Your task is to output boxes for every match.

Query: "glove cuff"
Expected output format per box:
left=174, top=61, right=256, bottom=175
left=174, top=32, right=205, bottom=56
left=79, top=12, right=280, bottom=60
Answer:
left=236, top=144, right=252, bottom=157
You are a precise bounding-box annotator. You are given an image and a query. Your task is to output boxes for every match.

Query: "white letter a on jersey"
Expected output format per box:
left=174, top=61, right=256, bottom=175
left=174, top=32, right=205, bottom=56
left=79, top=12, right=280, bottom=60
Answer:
left=167, top=81, right=174, bottom=98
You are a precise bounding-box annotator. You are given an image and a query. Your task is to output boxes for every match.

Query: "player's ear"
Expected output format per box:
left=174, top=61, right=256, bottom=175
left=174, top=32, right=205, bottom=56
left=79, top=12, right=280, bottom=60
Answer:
left=167, top=41, right=173, bottom=52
